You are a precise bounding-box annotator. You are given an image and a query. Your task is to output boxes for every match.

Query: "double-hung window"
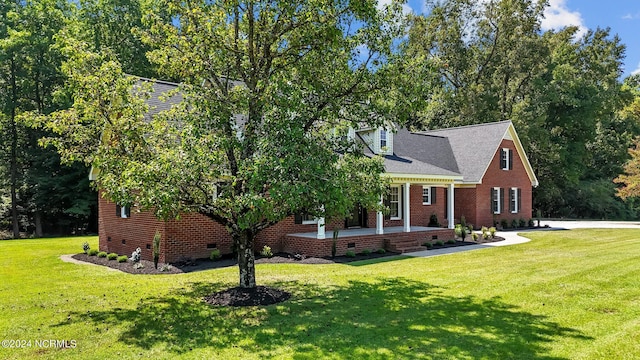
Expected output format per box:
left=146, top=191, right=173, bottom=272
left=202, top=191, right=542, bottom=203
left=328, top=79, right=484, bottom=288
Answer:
left=116, top=204, right=131, bottom=219
left=388, top=186, right=401, bottom=219
left=510, top=188, right=521, bottom=213
left=501, top=148, right=513, bottom=170
left=492, top=187, right=502, bottom=214
left=422, top=186, right=432, bottom=205
left=380, top=129, right=387, bottom=149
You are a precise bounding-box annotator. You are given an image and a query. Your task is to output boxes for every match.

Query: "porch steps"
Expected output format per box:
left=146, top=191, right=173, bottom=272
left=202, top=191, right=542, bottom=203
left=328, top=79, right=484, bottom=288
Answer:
left=384, top=239, right=424, bottom=254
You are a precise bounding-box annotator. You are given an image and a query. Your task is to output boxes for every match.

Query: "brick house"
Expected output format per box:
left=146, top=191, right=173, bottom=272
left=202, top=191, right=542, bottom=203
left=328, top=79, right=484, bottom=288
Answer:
left=94, top=80, right=537, bottom=262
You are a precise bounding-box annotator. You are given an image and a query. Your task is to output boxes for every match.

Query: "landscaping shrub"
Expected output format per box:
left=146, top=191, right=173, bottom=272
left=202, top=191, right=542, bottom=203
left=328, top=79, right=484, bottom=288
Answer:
left=88, top=249, right=99, bottom=256
left=376, top=248, right=386, bottom=254
left=130, top=247, right=141, bottom=262
left=107, top=253, right=118, bottom=260
left=528, top=218, right=535, bottom=227
left=511, top=219, right=519, bottom=229
left=345, top=251, right=356, bottom=258
left=483, top=231, right=491, bottom=240
left=446, top=239, right=456, bottom=245
left=472, top=232, right=479, bottom=241
left=422, top=242, right=433, bottom=249
left=160, top=264, right=172, bottom=272
left=210, top=249, right=221, bottom=261
left=500, top=219, right=509, bottom=229
left=454, top=224, right=462, bottom=237
left=489, top=227, right=497, bottom=237
left=435, top=240, right=444, bottom=246
left=82, top=242, right=90, bottom=254
left=361, top=249, right=372, bottom=255
left=117, top=255, right=128, bottom=263
left=519, top=218, right=527, bottom=228
left=152, top=230, right=161, bottom=269
left=97, top=251, right=107, bottom=258
left=428, top=213, right=441, bottom=227
left=260, top=245, right=273, bottom=258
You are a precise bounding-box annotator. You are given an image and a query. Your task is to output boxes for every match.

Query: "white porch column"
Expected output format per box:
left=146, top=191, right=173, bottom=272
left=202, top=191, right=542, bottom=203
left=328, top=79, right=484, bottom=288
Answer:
left=448, top=183, right=455, bottom=229
left=317, top=205, right=326, bottom=239
left=404, top=182, right=411, bottom=232
left=317, top=217, right=326, bottom=239
left=376, top=194, right=384, bottom=235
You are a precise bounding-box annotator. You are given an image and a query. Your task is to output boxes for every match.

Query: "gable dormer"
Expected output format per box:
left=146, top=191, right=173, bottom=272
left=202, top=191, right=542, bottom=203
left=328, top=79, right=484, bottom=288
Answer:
left=357, top=126, right=393, bottom=155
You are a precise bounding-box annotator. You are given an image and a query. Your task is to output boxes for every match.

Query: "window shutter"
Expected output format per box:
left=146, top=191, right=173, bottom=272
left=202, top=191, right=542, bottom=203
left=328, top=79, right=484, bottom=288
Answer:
left=399, top=185, right=404, bottom=219
left=294, top=213, right=302, bottom=224
left=444, top=188, right=448, bottom=219
left=500, top=188, right=505, bottom=214
left=431, top=187, right=436, bottom=204
left=508, top=149, right=513, bottom=170
left=517, top=188, right=522, bottom=213
left=125, top=206, right=131, bottom=218
left=116, top=205, right=121, bottom=217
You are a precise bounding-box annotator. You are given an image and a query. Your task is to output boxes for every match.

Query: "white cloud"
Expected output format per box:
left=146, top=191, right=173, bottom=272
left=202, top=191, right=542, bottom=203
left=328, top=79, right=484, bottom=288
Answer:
left=377, top=0, right=413, bottom=16
left=622, top=12, right=640, bottom=20
left=632, top=62, right=640, bottom=76
left=540, top=0, right=588, bottom=39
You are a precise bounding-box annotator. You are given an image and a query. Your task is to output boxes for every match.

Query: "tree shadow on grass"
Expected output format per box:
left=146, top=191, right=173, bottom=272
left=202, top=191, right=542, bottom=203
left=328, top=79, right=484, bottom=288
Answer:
left=55, top=278, right=590, bottom=359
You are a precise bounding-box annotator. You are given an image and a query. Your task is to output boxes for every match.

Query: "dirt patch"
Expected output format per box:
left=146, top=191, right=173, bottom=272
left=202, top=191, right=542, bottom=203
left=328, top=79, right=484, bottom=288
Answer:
left=204, top=286, right=291, bottom=306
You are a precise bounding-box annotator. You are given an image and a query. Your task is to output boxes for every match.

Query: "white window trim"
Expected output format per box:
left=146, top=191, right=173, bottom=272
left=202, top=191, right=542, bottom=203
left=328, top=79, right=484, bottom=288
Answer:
left=493, top=187, right=501, bottom=214
left=380, top=129, right=387, bottom=149
left=501, top=148, right=510, bottom=170
left=390, top=185, right=402, bottom=220
left=301, top=214, right=318, bottom=225
left=120, top=205, right=129, bottom=219
left=511, top=187, right=518, bottom=214
left=422, top=186, right=431, bottom=205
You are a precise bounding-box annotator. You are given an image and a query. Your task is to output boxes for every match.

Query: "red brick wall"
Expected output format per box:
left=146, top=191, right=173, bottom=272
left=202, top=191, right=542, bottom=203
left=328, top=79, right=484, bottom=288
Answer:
left=454, top=188, right=477, bottom=227
left=283, top=228, right=455, bottom=257
left=99, top=185, right=453, bottom=262
left=98, top=192, right=168, bottom=262
left=464, top=139, right=533, bottom=228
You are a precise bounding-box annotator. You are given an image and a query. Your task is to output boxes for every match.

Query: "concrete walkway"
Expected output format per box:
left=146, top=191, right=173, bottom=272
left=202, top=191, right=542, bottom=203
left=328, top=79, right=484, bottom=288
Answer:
left=405, top=220, right=640, bottom=258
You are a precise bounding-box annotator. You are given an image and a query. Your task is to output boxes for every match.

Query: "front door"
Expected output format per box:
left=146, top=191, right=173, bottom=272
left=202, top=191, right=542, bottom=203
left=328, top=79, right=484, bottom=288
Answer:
left=345, top=205, right=367, bottom=228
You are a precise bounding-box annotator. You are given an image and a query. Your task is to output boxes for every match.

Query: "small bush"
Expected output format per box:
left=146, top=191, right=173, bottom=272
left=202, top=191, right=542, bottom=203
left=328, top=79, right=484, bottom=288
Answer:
left=454, top=224, right=462, bottom=237
left=528, top=218, right=535, bottom=227
left=117, top=255, right=128, bottom=263
left=519, top=218, right=527, bottom=228
left=82, top=242, right=90, bottom=254
left=345, top=251, right=356, bottom=258
left=472, top=232, right=479, bottom=241
left=435, top=240, right=444, bottom=246
left=88, top=249, right=99, bottom=256
left=483, top=231, right=491, bottom=240
left=423, top=242, right=433, bottom=249
left=153, top=231, right=162, bottom=269
left=446, top=239, right=456, bottom=245
left=361, top=249, right=372, bottom=255
left=376, top=248, right=386, bottom=254
left=467, top=225, right=474, bottom=232
left=500, top=219, right=509, bottom=229
left=489, top=227, right=497, bottom=237
left=133, top=262, right=144, bottom=269
left=107, top=253, right=118, bottom=260
left=97, top=251, right=108, bottom=258
left=511, top=219, right=519, bottom=229
left=210, top=249, right=221, bottom=261
left=260, top=245, right=273, bottom=258
left=160, top=264, right=172, bottom=272
left=428, top=213, right=441, bottom=227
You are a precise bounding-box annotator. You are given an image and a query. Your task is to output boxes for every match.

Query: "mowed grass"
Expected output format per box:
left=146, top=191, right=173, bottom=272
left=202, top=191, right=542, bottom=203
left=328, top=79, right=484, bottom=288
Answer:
left=2, top=230, right=640, bottom=359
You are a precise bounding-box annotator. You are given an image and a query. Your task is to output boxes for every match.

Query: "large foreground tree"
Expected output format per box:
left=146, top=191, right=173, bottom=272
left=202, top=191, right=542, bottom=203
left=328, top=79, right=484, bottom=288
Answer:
left=37, top=0, right=406, bottom=288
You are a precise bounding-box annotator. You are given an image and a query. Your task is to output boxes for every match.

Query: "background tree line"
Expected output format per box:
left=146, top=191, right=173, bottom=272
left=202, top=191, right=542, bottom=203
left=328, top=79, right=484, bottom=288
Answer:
left=1, top=0, right=640, bottom=239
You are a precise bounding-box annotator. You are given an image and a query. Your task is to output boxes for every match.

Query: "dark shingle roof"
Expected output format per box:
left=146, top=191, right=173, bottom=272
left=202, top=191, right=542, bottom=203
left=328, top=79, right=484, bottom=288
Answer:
left=417, top=121, right=512, bottom=183
left=385, top=129, right=461, bottom=177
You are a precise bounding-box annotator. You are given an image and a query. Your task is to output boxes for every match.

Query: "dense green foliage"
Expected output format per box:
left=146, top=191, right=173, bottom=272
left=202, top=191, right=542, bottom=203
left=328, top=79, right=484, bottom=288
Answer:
left=404, top=0, right=640, bottom=219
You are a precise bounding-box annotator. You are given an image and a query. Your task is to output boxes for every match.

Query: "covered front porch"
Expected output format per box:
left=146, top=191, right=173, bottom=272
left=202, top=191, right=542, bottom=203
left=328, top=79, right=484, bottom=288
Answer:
left=283, top=226, right=456, bottom=257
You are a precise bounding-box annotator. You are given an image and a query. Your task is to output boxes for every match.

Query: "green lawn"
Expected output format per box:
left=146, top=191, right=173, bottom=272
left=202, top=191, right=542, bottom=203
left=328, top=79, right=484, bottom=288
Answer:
left=2, top=229, right=640, bottom=359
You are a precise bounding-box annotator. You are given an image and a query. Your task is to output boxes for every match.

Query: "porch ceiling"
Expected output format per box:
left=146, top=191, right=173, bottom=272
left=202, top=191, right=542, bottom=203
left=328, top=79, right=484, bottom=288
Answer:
left=288, top=226, right=446, bottom=239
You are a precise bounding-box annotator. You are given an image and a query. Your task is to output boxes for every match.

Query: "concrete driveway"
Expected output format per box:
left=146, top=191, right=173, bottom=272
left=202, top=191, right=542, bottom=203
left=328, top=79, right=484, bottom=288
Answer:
left=406, top=220, right=640, bottom=258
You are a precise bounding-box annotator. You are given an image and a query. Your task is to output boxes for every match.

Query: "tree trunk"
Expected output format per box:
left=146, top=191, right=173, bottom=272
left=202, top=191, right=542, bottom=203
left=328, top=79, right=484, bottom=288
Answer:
left=9, top=56, right=19, bottom=239
left=235, top=230, right=256, bottom=288
left=34, top=210, right=43, bottom=238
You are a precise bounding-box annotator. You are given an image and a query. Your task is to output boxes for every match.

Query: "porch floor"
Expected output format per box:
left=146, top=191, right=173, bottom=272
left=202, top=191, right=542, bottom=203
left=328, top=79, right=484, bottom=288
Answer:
left=288, top=226, right=445, bottom=239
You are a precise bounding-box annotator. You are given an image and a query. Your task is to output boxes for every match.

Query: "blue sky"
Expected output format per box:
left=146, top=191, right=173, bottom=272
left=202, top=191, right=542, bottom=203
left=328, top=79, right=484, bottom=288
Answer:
left=397, top=0, right=640, bottom=78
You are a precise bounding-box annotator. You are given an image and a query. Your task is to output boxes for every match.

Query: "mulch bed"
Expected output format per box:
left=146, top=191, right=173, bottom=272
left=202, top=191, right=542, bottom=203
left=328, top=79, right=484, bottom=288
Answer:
left=204, top=286, right=291, bottom=306
left=71, top=235, right=506, bottom=275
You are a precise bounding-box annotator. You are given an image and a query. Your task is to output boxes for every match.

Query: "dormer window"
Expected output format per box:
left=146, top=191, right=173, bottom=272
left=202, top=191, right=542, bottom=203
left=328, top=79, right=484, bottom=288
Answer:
left=380, top=129, right=387, bottom=148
